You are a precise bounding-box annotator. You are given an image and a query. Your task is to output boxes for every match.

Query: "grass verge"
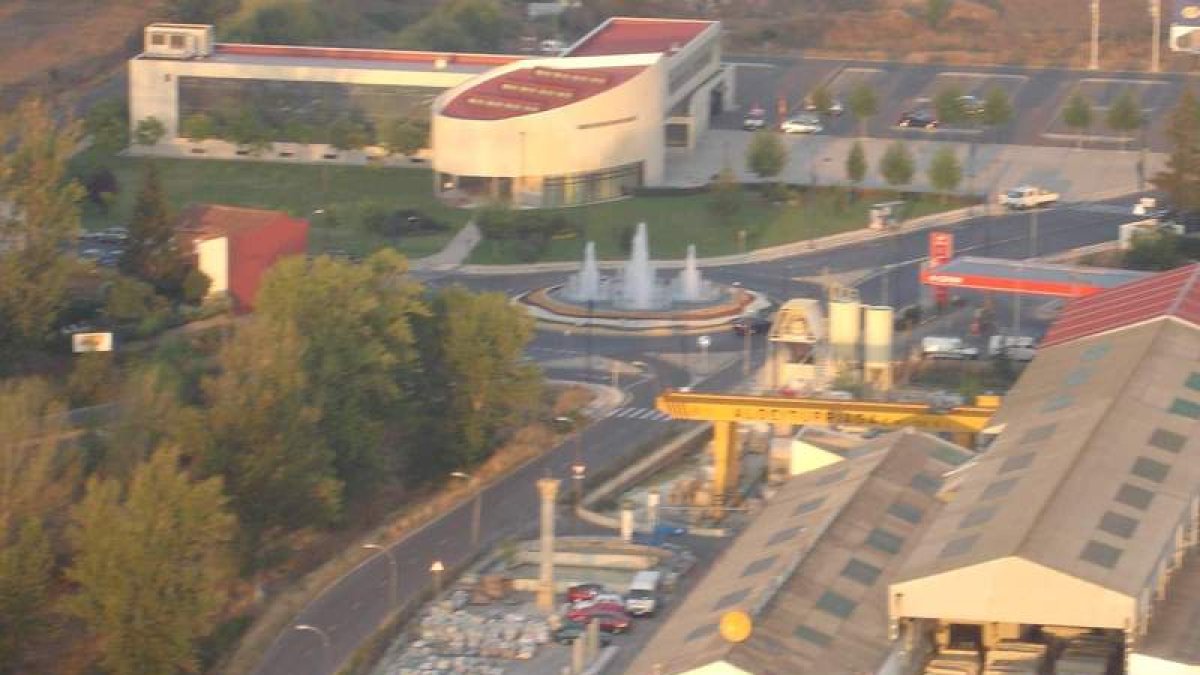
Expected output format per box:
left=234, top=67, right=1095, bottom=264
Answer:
left=72, top=153, right=472, bottom=260
left=468, top=186, right=973, bottom=264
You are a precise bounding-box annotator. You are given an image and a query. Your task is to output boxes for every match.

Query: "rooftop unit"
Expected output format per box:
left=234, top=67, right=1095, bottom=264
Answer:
left=143, top=23, right=214, bottom=60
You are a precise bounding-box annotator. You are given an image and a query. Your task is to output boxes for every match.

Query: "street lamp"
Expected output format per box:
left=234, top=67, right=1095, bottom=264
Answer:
left=293, top=624, right=333, bottom=673
left=430, top=559, right=445, bottom=596
left=450, top=472, right=482, bottom=548
left=571, top=461, right=587, bottom=506
left=362, top=543, right=399, bottom=609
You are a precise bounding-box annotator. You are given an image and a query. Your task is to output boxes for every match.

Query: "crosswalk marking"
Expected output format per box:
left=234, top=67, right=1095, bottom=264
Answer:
left=605, top=407, right=673, bottom=422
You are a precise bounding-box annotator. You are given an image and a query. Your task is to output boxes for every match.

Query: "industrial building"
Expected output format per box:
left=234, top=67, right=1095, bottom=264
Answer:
left=634, top=263, right=1200, bottom=675
left=127, top=17, right=731, bottom=207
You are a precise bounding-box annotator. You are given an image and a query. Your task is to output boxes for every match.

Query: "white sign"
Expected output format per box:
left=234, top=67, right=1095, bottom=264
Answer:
left=72, top=332, right=113, bottom=353
left=697, top=335, right=711, bottom=349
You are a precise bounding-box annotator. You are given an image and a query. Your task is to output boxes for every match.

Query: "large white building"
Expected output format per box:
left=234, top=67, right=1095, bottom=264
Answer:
left=127, top=17, right=731, bottom=207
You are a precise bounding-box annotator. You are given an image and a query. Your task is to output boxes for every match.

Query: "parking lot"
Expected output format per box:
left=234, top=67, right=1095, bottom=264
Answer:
left=78, top=226, right=128, bottom=268
left=720, top=57, right=1186, bottom=151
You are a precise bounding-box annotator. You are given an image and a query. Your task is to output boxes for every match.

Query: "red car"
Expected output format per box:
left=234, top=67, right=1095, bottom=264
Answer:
left=566, top=583, right=605, bottom=603
left=566, top=604, right=632, bottom=633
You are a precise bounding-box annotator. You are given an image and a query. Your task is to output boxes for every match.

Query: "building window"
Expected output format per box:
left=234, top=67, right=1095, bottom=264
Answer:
left=1169, top=398, right=1200, bottom=420
left=151, top=33, right=166, bottom=46
left=665, top=122, right=689, bottom=147
left=815, top=590, right=857, bottom=618
left=542, top=162, right=643, bottom=207
left=841, top=559, right=882, bottom=586
left=169, top=34, right=186, bottom=49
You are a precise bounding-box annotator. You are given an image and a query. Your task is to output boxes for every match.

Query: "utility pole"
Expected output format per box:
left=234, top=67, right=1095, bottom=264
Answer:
left=1029, top=208, right=1039, bottom=259
left=1090, top=0, right=1101, bottom=70
left=1150, top=0, right=1163, bottom=73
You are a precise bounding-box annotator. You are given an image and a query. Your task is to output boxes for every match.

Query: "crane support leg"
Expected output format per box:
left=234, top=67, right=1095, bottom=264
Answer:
left=711, top=420, right=738, bottom=505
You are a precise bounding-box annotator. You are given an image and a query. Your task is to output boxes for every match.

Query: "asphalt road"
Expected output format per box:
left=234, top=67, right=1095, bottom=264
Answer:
left=722, top=56, right=1187, bottom=152
left=257, top=195, right=1142, bottom=675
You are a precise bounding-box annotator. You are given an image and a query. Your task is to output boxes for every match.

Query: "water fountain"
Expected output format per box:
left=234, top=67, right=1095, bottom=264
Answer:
left=520, top=222, right=771, bottom=332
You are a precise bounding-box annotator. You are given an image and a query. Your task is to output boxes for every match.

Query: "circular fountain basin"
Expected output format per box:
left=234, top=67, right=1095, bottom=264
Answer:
left=518, top=285, right=772, bottom=333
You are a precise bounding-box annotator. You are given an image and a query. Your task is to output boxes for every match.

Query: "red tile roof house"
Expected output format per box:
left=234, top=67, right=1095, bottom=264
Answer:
left=176, top=204, right=309, bottom=312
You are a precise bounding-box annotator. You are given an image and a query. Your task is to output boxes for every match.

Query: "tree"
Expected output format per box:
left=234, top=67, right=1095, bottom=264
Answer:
left=84, top=98, right=129, bottom=155
left=1063, top=92, right=1093, bottom=148
left=397, top=0, right=517, bottom=52
left=1106, top=89, right=1143, bottom=150
left=121, top=164, right=190, bottom=300
left=181, top=267, right=211, bottom=305
left=926, top=0, right=953, bottom=28
left=0, top=98, right=85, bottom=366
left=329, top=116, right=369, bottom=154
left=981, top=86, right=1014, bottom=140
left=709, top=166, right=742, bottom=225
left=927, top=146, right=963, bottom=199
left=745, top=130, right=788, bottom=186
left=808, top=84, right=834, bottom=117
left=133, top=117, right=166, bottom=146
left=847, top=82, right=879, bottom=138
left=171, top=0, right=239, bottom=23
left=1124, top=231, right=1189, bottom=271
left=99, top=367, right=202, bottom=481
left=179, top=112, right=217, bottom=143
left=933, top=85, right=967, bottom=127
left=0, top=517, right=52, bottom=672
left=381, top=118, right=430, bottom=157
left=66, top=447, right=236, bottom=675
left=846, top=140, right=867, bottom=189
left=254, top=251, right=427, bottom=496
left=227, top=108, right=272, bottom=155
left=880, top=141, right=915, bottom=187
left=198, top=319, right=342, bottom=538
left=414, top=286, right=541, bottom=475
left=0, top=378, right=80, bottom=537
left=82, top=166, right=120, bottom=213
left=1153, top=90, right=1200, bottom=213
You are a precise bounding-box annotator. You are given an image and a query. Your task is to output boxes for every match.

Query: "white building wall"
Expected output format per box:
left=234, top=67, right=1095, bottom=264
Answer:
left=1129, top=654, right=1200, bottom=675
left=195, top=236, right=229, bottom=297
left=431, top=54, right=667, bottom=185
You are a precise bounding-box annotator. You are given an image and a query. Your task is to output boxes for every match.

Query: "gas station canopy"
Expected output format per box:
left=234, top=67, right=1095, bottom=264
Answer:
left=920, top=256, right=1152, bottom=298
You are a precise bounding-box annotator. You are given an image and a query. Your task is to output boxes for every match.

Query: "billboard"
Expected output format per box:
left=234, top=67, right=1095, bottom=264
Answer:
left=1176, top=0, right=1200, bottom=26
left=1172, top=1, right=1200, bottom=52
left=72, top=332, right=114, bottom=353
left=929, top=231, right=954, bottom=306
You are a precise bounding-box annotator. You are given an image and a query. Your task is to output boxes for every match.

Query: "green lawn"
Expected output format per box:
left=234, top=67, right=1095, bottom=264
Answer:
left=74, top=155, right=471, bottom=259
left=467, top=187, right=971, bottom=264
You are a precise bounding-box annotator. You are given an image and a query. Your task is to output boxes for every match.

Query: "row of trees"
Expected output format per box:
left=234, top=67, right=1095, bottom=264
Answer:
left=0, top=252, right=541, bottom=672
left=178, top=109, right=430, bottom=157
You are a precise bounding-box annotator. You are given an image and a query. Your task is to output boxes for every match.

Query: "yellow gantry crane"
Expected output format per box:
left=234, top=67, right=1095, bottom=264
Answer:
left=655, top=390, right=1001, bottom=503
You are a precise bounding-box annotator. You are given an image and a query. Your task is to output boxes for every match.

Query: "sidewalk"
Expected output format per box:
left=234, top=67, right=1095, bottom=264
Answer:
left=409, top=221, right=480, bottom=272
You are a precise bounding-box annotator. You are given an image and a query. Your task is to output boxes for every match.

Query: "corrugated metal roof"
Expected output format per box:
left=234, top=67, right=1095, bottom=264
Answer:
left=625, top=431, right=970, bottom=675
left=1041, top=263, right=1200, bottom=347
left=894, top=318, right=1200, bottom=605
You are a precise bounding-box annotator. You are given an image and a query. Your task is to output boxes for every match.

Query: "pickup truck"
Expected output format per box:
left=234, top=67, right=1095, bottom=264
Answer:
left=921, top=336, right=980, bottom=360
left=1000, top=186, right=1060, bottom=210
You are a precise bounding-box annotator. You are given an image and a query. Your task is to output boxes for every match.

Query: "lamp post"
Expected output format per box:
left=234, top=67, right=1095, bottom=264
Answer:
left=362, top=543, right=399, bottom=609
left=293, top=624, right=333, bottom=674
left=450, top=471, right=482, bottom=548
left=1089, top=0, right=1101, bottom=71
left=430, top=559, right=445, bottom=596
left=571, top=461, right=587, bottom=507
left=1150, top=0, right=1162, bottom=73
left=733, top=282, right=751, bottom=379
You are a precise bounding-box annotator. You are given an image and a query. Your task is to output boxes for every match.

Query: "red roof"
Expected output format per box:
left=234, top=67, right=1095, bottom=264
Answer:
left=177, top=204, right=304, bottom=240
left=440, top=65, right=645, bottom=120
left=565, top=17, right=714, bottom=57
left=1041, top=263, right=1200, bottom=347
left=215, top=43, right=520, bottom=68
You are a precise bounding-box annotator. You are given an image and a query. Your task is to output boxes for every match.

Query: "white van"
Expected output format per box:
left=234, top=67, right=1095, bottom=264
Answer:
left=625, top=570, right=661, bottom=616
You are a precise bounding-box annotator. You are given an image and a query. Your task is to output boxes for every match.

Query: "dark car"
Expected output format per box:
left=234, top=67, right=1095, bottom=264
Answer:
left=566, top=583, right=605, bottom=604
left=565, top=606, right=633, bottom=633
left=732, top=316, right=771, bottom=336
left=554, top=620, right=614, bottom=645
left=897, top=111, right=939, bottom=128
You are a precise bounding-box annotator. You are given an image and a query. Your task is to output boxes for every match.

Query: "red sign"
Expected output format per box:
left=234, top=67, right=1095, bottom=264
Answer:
left=929, top=232, right=954, bottom=306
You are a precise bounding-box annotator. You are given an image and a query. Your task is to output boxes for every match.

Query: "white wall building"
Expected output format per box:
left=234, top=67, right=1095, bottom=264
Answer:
left=127, top=18, right=732, bottom=207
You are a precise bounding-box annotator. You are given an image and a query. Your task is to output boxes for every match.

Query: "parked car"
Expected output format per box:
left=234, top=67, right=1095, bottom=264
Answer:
left=804, top=97, right=845, bottom=116
left=553, top=620, right=613, bottom=646
left=572, top=593, right=626, bottom=611
left=732, top=316, right=771, bottom=336
left=921, top=336, right=980, bottom=360
left=780, top=114, right=823, bottom=134
left=565, top=606, right=632, bottom=633
left=742, top=106, right=767, bottom=131
left=625, top=570, right=662, bottom=617
left=999, top=185, right=1059, bottom=210
left=958, top=95, right=984, bottom=116
left=566, top=583, right=605, bottom=604
left=897, top=110, right=939, bottom=128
